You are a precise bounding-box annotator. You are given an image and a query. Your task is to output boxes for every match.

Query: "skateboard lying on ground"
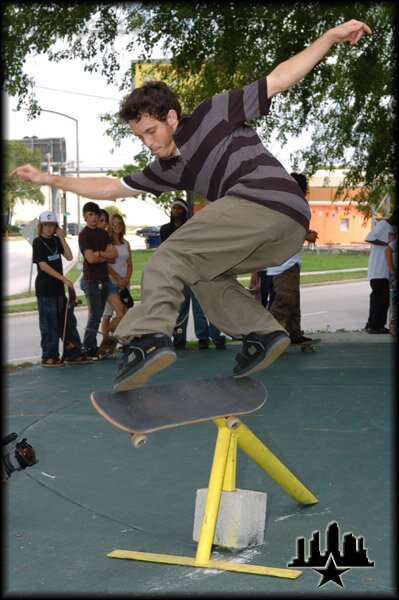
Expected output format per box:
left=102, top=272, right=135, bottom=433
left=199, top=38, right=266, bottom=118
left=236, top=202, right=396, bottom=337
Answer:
left=293, top=338, right=321, bottom=353
left=60, top=287, right=82, bottom=361
left=97, top=316, right=124, bottom=359
left=91, top=376, right=267, bottom=447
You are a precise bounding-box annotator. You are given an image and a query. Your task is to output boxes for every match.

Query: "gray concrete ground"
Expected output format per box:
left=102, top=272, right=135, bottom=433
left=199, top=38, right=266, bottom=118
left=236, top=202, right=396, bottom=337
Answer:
left=4, top=333, right=395, bottom=597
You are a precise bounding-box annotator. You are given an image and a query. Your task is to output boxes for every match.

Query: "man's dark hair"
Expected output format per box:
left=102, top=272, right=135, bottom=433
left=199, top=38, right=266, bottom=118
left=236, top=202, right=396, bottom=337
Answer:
left=118, top=81, right=182, bottom=123
left=290, top=172, right=308, bottom=195
left=82, top=201, right=100, bottom=215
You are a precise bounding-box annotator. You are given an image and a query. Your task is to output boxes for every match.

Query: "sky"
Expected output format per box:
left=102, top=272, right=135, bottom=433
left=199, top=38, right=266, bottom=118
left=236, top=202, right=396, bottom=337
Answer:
left=4, top=49, right=142, bottom=171
left=4, top=41, right=309, bottom=174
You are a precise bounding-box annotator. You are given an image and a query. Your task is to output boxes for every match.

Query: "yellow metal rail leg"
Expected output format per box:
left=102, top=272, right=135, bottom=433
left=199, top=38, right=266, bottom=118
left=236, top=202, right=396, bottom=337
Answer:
left=107, top=418, right=308, bottom=579
left=195, top=423, right=232, bottom=565
left=223, top=430, right=237, bottom=492
left=236, top=422, right=318, bottom=505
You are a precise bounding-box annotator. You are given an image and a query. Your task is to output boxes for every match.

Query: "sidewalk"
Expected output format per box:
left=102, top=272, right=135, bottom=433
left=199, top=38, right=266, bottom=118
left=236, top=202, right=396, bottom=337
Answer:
left=4, top=333, right=394, bottom=596
left=3, top=269, right=368, bottom=308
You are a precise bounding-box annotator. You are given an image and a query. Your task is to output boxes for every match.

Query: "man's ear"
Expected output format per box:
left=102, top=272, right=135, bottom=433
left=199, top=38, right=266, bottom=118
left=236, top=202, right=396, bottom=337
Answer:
left=166, top=109, right=179, bottom=126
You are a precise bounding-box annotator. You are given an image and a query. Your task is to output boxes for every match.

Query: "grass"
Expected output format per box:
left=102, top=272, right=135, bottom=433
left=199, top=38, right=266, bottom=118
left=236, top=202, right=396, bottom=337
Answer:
left=3, top=249, right=369, bottom=314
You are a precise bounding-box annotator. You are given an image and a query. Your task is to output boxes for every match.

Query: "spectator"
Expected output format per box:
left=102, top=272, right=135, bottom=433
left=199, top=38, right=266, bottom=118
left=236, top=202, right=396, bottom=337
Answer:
left=32, top=211, right=92, bottom=367
left=365, top=208, right=398, bottom=333
left=78, top=202, right=117, bottom=356
left=249, top=269, right=275, bottom=308
left=267, top=173, right=318, bottom=345
left=385, top=237, right=397, bottom=336
left=97, top=209, right=128, bottom=337
left=160, top=198, right=225, bottom=349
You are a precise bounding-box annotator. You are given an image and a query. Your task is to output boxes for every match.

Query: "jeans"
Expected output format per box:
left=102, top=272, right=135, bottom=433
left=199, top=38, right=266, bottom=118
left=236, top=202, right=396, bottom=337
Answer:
left=191, top=293, right=224, bottom=341
left=172, top=285, right=224, bottom=342
left=37, top=295, right=82, bottom=359
left=80, top=278, right=109, bottom=350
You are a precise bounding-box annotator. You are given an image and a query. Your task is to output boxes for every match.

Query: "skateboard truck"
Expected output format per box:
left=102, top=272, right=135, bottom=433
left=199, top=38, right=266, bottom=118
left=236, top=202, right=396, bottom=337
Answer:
left=109, top=416, right=318, bottom=579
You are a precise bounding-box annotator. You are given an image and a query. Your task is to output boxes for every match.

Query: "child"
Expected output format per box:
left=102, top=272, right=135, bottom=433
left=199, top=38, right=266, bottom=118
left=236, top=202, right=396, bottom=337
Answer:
left=32, top=211, right=92, bottom=366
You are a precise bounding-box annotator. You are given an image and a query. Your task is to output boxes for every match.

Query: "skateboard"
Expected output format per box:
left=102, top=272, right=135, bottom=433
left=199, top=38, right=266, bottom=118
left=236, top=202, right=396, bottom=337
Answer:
left=91, top=376, right=267, bottom=447
left=296, top=338, right=321, bottom=353
left=97, top=316, right=124, bottom=359
left=60, top=287, right=82, bottom=361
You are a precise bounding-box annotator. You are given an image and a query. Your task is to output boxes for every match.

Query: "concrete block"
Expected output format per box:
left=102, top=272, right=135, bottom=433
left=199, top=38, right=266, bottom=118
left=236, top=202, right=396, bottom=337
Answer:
left=193, top=488, right=267, bottom=549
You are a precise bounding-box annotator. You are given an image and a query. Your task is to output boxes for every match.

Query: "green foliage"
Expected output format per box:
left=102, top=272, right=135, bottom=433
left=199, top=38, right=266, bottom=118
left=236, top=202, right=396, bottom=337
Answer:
left=3, top=140, right=45, bottom=209
left=102, top=205, right=126, bottom=220
left=3, top=3, right=395, bottom=216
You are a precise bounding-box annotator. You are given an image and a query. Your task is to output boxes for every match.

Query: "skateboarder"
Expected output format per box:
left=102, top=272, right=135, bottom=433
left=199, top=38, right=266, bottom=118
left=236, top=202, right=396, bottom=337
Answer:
left=10, top=19, right=372, bottom=390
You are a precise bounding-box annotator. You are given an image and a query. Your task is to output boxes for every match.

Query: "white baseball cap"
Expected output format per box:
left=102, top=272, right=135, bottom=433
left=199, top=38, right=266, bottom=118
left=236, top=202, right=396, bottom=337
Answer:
left=39, top=211, right=57, bottom=223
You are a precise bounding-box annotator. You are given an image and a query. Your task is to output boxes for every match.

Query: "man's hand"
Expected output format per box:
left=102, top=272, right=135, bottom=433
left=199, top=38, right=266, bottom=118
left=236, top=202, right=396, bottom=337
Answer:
left=267, top=19, right=372, bottom=98
left=327, top=19, right=372, bottom=45
left=54, top=226, right=66, bottom=239
left=9, top=163, right=47, bottom=185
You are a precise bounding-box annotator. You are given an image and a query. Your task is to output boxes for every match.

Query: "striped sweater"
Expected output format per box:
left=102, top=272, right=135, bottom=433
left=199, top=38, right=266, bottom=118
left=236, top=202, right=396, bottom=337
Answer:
left=121, top=78, right=310, bottom=230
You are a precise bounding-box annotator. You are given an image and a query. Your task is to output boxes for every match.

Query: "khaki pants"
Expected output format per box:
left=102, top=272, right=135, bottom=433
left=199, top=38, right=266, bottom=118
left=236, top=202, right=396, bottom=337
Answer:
left=115, top=196, right=306, bottom=342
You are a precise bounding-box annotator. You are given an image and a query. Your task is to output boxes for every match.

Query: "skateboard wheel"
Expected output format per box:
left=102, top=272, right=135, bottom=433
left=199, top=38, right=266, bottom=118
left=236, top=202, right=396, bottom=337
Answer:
left=131, top=433, right=148, bottom=448
left=225, top=416, right=240, bottom=430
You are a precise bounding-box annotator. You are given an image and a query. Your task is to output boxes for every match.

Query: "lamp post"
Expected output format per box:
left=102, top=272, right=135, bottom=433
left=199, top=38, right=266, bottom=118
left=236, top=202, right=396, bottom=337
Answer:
left=38, top=109, right=81, bottom=233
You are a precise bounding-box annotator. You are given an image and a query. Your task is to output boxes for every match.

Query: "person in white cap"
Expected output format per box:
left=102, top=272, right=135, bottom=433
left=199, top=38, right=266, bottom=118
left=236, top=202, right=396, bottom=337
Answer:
left=32, top=211, right=93, bottom=367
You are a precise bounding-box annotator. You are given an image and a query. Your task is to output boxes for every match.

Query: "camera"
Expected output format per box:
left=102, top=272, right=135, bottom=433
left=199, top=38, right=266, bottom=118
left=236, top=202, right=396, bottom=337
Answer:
left=1, top=432, right=38, bottom=482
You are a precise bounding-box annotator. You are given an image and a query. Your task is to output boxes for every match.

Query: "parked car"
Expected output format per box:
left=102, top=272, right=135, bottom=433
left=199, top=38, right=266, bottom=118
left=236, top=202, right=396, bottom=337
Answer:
left=135, top=226, right=161, bottom=249
left=67, top=223, right=84, bottom=235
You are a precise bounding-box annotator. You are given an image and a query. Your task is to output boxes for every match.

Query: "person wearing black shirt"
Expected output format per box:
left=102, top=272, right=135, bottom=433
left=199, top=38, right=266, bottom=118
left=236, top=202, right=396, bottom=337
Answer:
left=32, top=211, right=92, bottom=367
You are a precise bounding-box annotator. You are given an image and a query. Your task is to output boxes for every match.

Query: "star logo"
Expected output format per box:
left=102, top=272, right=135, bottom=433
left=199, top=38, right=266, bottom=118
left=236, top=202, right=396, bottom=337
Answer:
left=313, top=554, right=349, bottom=587
left=288, top=521, right=374, bottom=588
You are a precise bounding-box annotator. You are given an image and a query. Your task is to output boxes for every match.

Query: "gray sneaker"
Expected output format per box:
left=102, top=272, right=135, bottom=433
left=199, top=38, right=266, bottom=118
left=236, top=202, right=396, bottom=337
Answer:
left=233, top=331, right=290, bottom=377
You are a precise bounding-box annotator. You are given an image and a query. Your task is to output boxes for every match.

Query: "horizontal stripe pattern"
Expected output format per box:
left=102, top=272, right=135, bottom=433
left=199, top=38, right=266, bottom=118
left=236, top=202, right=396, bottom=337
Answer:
left=122, top=78, right=310, bottom=228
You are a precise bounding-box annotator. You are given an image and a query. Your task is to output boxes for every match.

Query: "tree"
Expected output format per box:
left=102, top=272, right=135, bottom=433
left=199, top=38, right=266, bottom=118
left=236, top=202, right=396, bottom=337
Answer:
left=2, top=3, right=395, bottom=217
left=3, top=140, right=45, bottom=219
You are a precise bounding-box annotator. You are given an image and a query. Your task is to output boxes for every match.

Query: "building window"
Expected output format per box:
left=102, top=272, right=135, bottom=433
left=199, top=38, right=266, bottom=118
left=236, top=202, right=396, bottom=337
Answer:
left=340, top=218, right=349, bottom=231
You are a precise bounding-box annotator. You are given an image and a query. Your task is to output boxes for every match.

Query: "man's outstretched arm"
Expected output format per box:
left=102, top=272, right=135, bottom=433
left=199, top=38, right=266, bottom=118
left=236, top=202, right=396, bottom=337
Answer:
left=266, top=19, right=372, bottom=98
left=9, top=163, right=139, bottom=201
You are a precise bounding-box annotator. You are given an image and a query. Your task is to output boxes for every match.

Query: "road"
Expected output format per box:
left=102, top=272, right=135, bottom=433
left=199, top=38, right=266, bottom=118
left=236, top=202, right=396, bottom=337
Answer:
left=4, top=280, right=370, bottom=364
left=3, top=235, right=147, bottom=296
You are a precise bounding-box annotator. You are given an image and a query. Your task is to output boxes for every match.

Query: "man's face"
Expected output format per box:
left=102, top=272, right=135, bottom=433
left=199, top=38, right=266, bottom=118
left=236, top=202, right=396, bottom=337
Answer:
left=129, top=110, right=178, bottom=159
left=171, top=205, right=186, bottom=220
left=84, top=211, right=99, bottom=228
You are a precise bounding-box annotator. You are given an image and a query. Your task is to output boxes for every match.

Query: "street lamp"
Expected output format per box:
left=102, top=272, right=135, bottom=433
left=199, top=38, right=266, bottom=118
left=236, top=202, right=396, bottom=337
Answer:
left=13, top=107, right=81, bottom=233
left=37, top=109, right=81, bottom=234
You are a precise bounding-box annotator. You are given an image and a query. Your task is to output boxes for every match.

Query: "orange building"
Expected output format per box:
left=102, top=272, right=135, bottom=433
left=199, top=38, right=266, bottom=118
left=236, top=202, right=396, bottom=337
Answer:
left=194, top=186, right=371, bottom=246
left=307, top=187, right=371, bottom=245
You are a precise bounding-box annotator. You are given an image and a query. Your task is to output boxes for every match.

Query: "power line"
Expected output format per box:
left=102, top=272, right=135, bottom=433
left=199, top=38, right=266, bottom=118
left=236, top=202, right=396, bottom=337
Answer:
left=35, top=85, right=120, bottom=101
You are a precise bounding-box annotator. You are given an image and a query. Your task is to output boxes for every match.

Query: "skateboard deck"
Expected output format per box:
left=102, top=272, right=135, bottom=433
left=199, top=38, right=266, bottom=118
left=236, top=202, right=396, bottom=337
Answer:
left=97, top=316, right=123, bottom=359
left=61, top=287, right=82, bottom=361
left=91, top=376, right=266, bottom=445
